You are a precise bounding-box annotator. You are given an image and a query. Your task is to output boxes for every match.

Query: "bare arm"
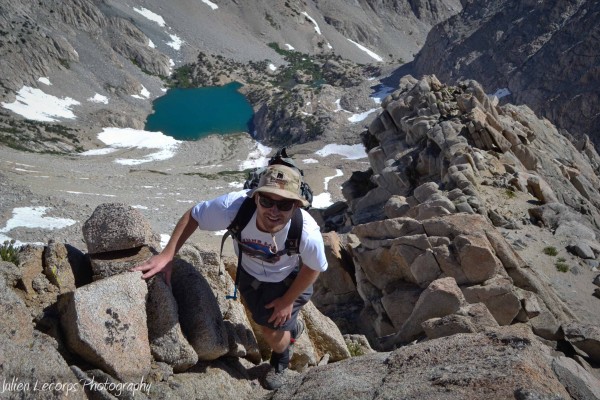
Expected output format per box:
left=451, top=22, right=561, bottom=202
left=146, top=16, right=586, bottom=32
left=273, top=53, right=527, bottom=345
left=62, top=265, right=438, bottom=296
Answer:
left=133, top=208, right=198, bottom=285
left=266, top=265, right=320, bottom=327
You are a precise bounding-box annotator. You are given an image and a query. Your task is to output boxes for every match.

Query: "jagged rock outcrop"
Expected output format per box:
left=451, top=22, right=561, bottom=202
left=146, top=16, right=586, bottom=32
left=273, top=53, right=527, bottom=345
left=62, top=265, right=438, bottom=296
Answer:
left=351, top=74, right=600, bottom=233
left=322, top=75, right=600, bottom=352
left=412, top=0, right=600, bottom=146
left=312, top=231, right=361, bottom=315
left=351, top=211, right=579, bottom=347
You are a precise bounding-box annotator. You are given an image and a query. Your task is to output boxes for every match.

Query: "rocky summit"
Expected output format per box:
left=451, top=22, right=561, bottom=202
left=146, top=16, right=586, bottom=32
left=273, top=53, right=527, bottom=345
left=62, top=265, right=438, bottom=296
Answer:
left=1, top=0, right=600, bottom=399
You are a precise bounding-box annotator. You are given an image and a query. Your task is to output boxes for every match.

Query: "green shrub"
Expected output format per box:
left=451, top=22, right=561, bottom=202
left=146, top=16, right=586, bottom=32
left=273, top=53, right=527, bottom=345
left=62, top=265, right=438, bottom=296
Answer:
left=347, top=342, right=365, bottom=357
left=555, top=262, right=569, bottom=273
left=543, top=246, right=558, bottom=256
left=505, top=189, right=516, bottom=199
left=0, top=240, right=19, bottom=265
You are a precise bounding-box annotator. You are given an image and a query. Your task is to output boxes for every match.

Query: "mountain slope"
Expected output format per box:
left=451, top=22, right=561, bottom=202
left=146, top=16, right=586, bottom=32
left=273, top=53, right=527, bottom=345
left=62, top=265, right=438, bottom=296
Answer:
left=0, top=0, right=462, bottom=152
left=412, top=0, right=600, bottom=145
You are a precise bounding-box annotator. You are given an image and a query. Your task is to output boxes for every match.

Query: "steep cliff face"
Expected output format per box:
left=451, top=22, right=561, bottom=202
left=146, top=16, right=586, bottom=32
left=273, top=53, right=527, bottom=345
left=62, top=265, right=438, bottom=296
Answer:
left=412, top=0, right=600, bottom=145
left=314, top=0, right=462, bottom=63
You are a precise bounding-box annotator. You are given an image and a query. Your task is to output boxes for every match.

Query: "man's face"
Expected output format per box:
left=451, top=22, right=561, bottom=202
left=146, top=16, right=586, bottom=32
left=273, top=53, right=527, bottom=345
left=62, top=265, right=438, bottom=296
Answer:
left=254, top=193, right=296, bottom=233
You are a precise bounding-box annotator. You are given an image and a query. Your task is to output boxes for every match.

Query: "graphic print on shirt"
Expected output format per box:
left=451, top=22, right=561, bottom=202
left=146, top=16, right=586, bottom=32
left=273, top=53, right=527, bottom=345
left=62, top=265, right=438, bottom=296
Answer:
left=241, top=239, right=281, bottom=263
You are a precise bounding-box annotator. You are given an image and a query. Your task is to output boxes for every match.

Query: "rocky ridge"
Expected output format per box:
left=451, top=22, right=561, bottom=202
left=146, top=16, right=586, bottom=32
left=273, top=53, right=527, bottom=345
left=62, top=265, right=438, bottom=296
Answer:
left=318, top=74, right=600, bottom=336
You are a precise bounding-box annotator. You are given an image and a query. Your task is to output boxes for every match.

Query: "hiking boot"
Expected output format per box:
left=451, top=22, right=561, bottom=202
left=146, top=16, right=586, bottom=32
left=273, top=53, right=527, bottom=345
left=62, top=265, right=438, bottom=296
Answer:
left=264, top=367, right=286, bottom=390
left=290, top=319, right=305, bottom=344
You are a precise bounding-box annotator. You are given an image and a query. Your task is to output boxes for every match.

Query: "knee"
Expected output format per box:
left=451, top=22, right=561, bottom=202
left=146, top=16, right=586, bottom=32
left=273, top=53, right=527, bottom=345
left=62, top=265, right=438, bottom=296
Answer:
left=261, top=325, right=279, bottom=341
left=261, top=326, right=289, bottom=352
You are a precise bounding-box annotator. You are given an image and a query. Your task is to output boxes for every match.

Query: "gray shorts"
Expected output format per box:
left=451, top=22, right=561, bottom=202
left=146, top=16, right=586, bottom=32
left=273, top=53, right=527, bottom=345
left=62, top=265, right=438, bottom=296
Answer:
left=238, top=266, right=313, bottom=331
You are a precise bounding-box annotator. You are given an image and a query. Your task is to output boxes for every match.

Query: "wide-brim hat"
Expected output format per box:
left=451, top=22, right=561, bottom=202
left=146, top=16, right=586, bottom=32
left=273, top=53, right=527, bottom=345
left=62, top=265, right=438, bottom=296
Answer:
left=250, top=164, right=310, bottom=208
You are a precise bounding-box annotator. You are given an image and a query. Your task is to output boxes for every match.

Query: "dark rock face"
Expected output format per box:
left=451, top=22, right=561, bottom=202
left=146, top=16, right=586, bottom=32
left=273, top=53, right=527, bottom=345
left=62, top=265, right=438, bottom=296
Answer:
left=412, top=0, right=600, bottom=145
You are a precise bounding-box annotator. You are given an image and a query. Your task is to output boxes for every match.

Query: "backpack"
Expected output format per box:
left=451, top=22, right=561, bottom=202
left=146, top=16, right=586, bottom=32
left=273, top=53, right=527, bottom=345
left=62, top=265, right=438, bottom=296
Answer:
left=243, top=148, right=313, bottom=209
left=221, top=148, right=308, bottom=300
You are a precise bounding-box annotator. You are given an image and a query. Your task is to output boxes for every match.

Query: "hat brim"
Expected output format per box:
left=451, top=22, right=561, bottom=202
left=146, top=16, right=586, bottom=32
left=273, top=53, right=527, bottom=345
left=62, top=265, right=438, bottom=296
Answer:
left=251, top=187, right=310, bottom=208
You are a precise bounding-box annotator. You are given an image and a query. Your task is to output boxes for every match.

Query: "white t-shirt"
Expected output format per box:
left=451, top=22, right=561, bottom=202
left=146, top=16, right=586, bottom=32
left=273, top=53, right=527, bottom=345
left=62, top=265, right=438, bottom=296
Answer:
left=191, top=190, right=328, bottom=282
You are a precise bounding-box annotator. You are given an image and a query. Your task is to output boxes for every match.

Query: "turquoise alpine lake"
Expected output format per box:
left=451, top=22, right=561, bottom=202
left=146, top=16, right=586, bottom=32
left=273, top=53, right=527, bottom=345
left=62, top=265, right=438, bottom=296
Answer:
left=145, top=82, right=254, bottom=140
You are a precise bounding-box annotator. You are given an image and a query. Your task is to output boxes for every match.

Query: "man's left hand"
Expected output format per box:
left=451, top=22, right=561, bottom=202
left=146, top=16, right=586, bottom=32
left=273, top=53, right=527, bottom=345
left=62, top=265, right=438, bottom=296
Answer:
left=265, top=298, right=293, bottom=328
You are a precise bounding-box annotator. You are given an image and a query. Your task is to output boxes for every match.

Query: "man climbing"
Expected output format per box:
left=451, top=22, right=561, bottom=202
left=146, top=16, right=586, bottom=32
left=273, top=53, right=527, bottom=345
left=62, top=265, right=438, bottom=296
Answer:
left=134, top=163, right=328, bottom=390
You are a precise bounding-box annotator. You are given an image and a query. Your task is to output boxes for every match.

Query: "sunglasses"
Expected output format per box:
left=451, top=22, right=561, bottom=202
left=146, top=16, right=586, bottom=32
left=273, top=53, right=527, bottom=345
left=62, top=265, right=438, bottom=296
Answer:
left=258, top=194, right=295, bottom=211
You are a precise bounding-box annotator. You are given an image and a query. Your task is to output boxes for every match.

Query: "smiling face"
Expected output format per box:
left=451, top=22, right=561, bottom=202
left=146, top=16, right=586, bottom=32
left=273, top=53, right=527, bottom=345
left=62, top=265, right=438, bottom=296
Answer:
left=254, top=193, right=297, bottom=233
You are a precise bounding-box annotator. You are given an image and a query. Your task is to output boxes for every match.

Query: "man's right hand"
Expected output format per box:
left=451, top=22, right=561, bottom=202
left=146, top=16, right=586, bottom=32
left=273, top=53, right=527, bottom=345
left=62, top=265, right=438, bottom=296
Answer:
left=132, top=253, right=174, bottom=286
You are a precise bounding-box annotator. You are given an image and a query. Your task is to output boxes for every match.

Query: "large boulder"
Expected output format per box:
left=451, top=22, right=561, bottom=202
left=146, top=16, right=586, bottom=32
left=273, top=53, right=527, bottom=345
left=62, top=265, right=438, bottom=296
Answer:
left=552, top=356, right=600, bottom=400
left=0, top=331, right=86, bottom=399
left=562, top=322, right=600, bottom=364
left=462, top=276, right=521, bottom=326
left=44, top=240, right=92, bottom=293
left=175, top=245, right=261, bottom=363
left=170, top=258, right=229, bottom=361
left=82, top=203, right=160, bottom=254
left=301, top=301, right=351, bottom=363
left=146, top=277, right=198, bottom=372
left=59, top=271, right=152, bottom=382
left=422, top=302, right=499, bottom=340
left=381, top=277, right=467, bottom=349
left=89, top=245, right=155, bottom=280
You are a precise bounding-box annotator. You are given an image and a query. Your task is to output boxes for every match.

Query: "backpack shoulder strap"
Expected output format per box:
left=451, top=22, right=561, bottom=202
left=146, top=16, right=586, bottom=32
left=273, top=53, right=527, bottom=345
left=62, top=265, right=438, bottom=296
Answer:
left=284, top=208, right=303, bottom=255
left=219, top=196, right=255, bottom=262
left=227, top=197, right=256, bottom=238
left=220, top=197, right=256, bottom=300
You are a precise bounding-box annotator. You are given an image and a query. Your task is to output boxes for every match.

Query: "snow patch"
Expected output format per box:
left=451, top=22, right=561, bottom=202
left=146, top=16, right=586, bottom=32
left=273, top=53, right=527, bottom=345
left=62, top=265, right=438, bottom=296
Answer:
left=1, top=86, right=80, bottom=122
left=0, top=206, right=76, bottom=246
left=133, top=7, right=166, bottom=27
left=301, top=12, right=321, bottom=35
left=491, top=88, right=511, bottom=99
left=240, top=143, right=272, bottom=170
left=88, top=93, right=109, bottom=104
left=167, top=34, right=184, bottom=50
left=315, top=144, right=367, bottom=160
left=347, top=39, right=383, bottom=62
left=131, top=85, right=151, bottom=99
left=312, top=169, right=343, bottom=209
left=94, top=127, right=181, bottom=165
left=371, top=85, right=394, bottom=104
left=348, top=108, right=379, bottom=123
left=201, top=0, right=218, bottom=10
left=160, top=234, right=170, bottom=249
